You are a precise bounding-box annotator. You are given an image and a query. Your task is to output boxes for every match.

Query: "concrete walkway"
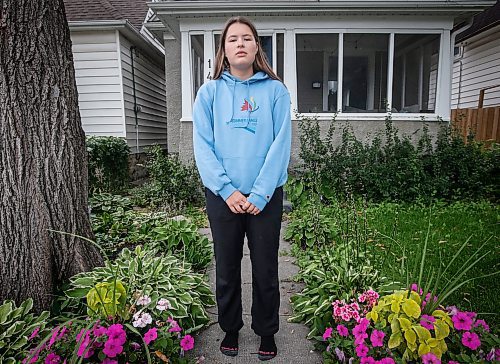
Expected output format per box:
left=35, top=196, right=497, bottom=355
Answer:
left=192, top=223, right=323, bottom=363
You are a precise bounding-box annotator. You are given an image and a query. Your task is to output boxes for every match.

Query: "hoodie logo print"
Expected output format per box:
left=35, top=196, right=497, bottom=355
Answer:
left=241, top=97, right=259, bottom=113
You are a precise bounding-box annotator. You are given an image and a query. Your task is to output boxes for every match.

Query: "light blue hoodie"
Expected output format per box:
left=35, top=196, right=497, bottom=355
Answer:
left=193, top=70, right=291, bottom=211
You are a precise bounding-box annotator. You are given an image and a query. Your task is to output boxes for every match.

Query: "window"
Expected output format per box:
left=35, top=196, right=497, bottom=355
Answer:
left=191, top=34, right=204, bottom=100
left=296, top=34, right=339, bottom=113
left=343, top=34, right=388, bottom=113
left=392, top=34, right=440, bottom=113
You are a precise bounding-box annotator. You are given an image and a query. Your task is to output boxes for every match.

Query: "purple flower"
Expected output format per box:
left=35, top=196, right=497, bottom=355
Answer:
left=462, top=331, right=481, bottom=350
left=411, top=283, right=423, bottom=295
left=355, top=344, right=369, bottom=358
left=107, top=323, right=126, bottom=345
left=370, top=329, right=385, bottom=347
left=102, top=359, right=118, bottom=364
left=323, top=327, right=333, bottom=340
left=47, top=327, right=60, bottom=348
left=335, top=347, right=345, bottom=363
left=44, top=353, right=61, bottom=364
left=103, top=339, right=124, bottom=358
left=360, top=357, right=376, bottom=364
left=474, top=319, right=490, bottom=332
left=421, top=352, right=441, bottom=364
left=452, top=312, right=473, bottom=331
left=167, top=317, right=182, bottom=332
left=144, top=327, right=158, bottom=345
left=29, top=327, right=40, bottom=340
left=180, top=334, right=195, bottom=351
left=337, top=324, right=349, bottom=337
left=354, top=332, right=368, bottom=345
left=420, top=315, right=436, bottom=330
left=379, top=358, right=395, bottom=364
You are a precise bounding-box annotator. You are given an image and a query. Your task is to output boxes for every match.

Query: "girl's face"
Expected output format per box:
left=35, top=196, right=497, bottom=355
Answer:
left=224, top=22, right=258, bottom=73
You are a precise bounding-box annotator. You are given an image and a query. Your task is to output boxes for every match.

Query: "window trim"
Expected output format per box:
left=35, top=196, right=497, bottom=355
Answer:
left=292, top=29, right=445, bottom=118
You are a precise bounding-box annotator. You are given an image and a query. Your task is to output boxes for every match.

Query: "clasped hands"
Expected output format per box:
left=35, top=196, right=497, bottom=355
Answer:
left=226, top=191, right=261, bottom=215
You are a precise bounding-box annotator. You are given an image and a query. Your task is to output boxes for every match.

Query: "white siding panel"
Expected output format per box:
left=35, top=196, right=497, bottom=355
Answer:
left=71, top=32, right=126, bottom=138
left=119, top=34, right=167, bottom=152
left=452, top=27, right=500, bottom=109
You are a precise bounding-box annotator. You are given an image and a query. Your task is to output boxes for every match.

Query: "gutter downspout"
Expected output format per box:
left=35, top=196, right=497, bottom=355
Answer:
left=130, top=46, right=140, bottom=154
left=450, top=18, right=474, bottom=115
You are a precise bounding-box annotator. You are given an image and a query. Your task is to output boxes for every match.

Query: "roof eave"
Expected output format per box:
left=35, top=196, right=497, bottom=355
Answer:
left=68, top=20, right=165, bottom=62
left=148, top=0, right=496, bottom=38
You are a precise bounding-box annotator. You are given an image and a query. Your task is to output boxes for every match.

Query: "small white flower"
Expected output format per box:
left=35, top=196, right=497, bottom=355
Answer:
left=137, top=295, right=152, bottom=306
left=156, top=298, right=171, bottom=311
left=132, top=312, right=153, bottom=328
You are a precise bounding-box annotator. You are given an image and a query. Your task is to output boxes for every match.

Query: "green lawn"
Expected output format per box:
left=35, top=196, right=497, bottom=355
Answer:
left=365, top=201, right=499, bottom=326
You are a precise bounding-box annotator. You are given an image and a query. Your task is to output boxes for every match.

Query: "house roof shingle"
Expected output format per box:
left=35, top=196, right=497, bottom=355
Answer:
left=456, top=0, right=500, bottom=42
left=63, top=0, right=149, bottom=30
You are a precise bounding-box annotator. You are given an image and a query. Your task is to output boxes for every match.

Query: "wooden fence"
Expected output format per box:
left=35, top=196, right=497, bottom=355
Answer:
left=451, top=106, right=500, bottom=143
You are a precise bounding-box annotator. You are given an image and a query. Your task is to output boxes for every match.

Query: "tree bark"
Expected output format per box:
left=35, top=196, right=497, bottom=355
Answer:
left=0, top=0, right=103, bottom=312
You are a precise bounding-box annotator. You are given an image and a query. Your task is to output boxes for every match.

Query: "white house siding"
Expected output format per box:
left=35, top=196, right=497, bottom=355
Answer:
left=71, top=31, right=125, bottom=137
left=452, top=25, right=500, bottom=109
left=119, top=34, right=167, bottom=153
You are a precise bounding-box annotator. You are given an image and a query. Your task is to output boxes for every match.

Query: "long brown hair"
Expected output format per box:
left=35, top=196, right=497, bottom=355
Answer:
left=213, top=16, right=281, bottom=81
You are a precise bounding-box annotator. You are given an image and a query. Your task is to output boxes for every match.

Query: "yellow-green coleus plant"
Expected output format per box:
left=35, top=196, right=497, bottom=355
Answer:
left=366, top=290, right=453, bottom=362
left=86, top=280, right=128, bottom=319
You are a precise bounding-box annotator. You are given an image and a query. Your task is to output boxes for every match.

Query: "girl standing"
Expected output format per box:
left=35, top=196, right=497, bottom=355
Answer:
left=192, top=16, right=291, bottom=361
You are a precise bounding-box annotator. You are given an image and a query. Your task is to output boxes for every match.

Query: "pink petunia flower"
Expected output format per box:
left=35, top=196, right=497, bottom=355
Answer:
left=420, top=315, right=436, bottom=330
left=107, top=324, right=126, bottom=345
left=103, top=339, right=123, bottom=358
left=44, top=352, right=61, bottom=364
left=355, top=344, right=369, bottom=358
left=355, top=332, right=368, bottom=346
left=462, top=331, right=481, bottom=350
left=102, top=359, right=118, bottom=364
left=360, top=357, right=376, bottom=364
left=452, top=312, right=473, bottom=331
left=167, top=317, right=182, bottom=333
left=353, top=323, right=367, bottom=337
left=379, top=358, right=395, bottom=364
left=323, top=327, right=333, bottom=340
left=473, top=319, right=490, bottom=332
left=144, top=327, right=158, bottom=345
left=337, top=324, right=349, bottom=337
left=29, top=327, right=40, bottom=340
left=47, top=327, right=60, bottom=348
left=411, top=283, right=423, bottom=295
left=370, top=329, right=385, bottom=347
left=180, top=334, right=195, bottom=351
left=448, top=361, right=460, bottom=364
left=421, top=352, right=441, bottom=364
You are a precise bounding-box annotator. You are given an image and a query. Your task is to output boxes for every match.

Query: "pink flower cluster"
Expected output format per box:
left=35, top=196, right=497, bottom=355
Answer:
left=23, top=325, right=71, bottom=363
left=332, top=300, right=361, bottom=322
left=448, top=308, right=492, bottom=351
left=409, top=284, right=437, bottom=308
left=358, top=290, right=379, bottom=309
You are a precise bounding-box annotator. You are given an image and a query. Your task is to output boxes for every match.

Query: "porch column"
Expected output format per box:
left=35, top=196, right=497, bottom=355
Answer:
left=164, top=33, right=182, bottom=154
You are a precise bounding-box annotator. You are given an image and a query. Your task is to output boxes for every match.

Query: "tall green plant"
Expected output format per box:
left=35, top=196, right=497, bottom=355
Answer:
left=87, top=136, right=130, bottom=194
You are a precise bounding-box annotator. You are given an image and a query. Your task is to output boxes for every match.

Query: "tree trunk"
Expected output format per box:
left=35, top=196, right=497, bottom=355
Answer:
left=0, top=0, right=103, bottom=312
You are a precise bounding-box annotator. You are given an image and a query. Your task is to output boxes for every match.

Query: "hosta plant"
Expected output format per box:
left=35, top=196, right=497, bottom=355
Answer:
left=0, top=298, right=49, bottom=364
left=58, top=245, right=215, bottom=333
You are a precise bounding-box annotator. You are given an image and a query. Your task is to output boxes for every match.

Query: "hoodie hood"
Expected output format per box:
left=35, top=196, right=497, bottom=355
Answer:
left=220, top=71, right=270, bottom=124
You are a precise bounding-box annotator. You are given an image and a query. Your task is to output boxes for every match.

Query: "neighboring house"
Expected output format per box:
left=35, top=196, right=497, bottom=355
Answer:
left=145, top=0, right=495, bottom=164
left=64, top=0, right=167, bottom=154
left=452, top=0, right=500, bottom=109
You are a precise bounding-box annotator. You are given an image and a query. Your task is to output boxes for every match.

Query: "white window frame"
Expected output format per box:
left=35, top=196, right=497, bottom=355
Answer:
left=179, top=17, right=451, bottom=122
left=291, top=28, right=448, bottom=120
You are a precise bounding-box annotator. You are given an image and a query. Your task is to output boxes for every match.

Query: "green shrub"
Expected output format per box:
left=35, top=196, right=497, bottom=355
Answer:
left=59, top=246, right=215, bottom=333
left=0, top=299, right=50, bottom=363
left=87, top=136, right=130, bottom=194
left=134, top=146, right=203, bottom=209
left=294, top=114, right=499, bottom=203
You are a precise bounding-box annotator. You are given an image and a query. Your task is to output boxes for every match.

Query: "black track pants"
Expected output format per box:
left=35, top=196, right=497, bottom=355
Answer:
left=205, top=187, right=283, bottom=336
